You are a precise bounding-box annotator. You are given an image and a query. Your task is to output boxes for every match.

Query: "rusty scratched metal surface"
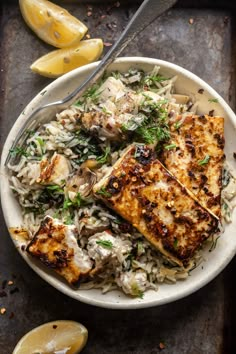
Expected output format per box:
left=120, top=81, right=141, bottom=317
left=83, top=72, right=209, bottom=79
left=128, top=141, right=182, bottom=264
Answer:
left=0, top=2, right=236, bottom=354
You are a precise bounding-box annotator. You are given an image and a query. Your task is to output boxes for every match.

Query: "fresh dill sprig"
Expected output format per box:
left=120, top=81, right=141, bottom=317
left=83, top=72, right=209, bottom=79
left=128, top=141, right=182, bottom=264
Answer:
left=10, top=146, right=29, bottom=158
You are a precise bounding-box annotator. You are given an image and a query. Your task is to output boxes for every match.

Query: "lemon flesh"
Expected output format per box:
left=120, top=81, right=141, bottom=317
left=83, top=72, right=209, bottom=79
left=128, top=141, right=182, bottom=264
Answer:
left=31, top=39, right=104, bottom=78
left=13, top=320, right=88, bottom=354
left=19, top=0, right=88, bottom=48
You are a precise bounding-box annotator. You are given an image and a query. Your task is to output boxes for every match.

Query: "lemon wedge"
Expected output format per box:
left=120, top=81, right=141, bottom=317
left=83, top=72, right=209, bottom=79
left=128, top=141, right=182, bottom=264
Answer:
left=19, top=0, right=88, bottom=48
left=13, top=320, right=88, bottom=354
left=30, top=39, right=103, bottom=78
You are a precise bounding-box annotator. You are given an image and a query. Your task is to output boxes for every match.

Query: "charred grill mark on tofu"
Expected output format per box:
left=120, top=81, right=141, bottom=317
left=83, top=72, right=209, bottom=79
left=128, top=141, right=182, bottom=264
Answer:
left=27, top=216, right=92, bottom=285
left=161, top=115, right=224, bottom=217
left=93, top=146, right=219, bottom=266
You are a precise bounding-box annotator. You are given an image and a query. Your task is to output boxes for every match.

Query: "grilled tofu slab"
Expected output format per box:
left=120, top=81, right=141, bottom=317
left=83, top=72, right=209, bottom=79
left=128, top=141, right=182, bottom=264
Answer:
left=93, top=145, right=219, bottom=266
left=27, top=216, right=92, bottom=285
left=161, top=115, right=224, bottom=217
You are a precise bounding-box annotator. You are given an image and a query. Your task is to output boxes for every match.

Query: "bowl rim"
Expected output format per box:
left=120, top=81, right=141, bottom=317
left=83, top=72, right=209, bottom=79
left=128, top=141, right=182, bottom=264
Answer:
left=1, top=56, right=236, bottom=309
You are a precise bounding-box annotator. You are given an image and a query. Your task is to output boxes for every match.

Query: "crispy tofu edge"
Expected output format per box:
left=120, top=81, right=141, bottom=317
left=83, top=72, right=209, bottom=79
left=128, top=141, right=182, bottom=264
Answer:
left=93, top=145, right=219, bottom=267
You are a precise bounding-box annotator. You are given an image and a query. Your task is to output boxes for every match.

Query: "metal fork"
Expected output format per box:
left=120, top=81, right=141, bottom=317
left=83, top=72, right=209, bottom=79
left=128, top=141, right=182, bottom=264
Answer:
left=5, top=0, right=177, bottom=165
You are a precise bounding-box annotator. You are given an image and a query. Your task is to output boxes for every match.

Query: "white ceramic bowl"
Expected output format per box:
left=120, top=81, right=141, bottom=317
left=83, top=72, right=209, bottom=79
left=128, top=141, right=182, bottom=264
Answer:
left=1, top=57, right=236, bottom=309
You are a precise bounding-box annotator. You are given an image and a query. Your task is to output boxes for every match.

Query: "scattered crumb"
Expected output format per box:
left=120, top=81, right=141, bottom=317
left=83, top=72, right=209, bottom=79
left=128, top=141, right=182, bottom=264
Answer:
left=53, top=325, right=58, bottom=329
left=0, top=308, right=6, bottom=315
left=159, top=342, right=165, bottom=350
left=8, top=280, right=14, bottom=286
left=21, top=245, right=26, bottom=251
left=115, top=1, right=120, bottom=7
left=208, top=110, right=214, bottom=117
left=198, top=88, right=204, bottom=94
left=86, top=34, right=91, bottom=39
left=9, top=312, right=14, bottom=319
left=87, top=11, right=92, bottom=17
left=189, top=18, right=194, bottom=25
left=233, top=152, right=236, bottom=160
left=104, top=42, right=113, bottom=47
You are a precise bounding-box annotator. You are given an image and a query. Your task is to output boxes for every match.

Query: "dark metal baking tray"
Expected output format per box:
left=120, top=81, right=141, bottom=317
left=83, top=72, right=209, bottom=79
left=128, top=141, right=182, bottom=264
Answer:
left=1, top=1, right=236, bottom=353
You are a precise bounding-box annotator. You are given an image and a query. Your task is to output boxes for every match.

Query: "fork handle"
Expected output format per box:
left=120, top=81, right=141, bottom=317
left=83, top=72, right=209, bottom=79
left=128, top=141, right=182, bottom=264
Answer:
left=62, top=0, right=177, bottom=106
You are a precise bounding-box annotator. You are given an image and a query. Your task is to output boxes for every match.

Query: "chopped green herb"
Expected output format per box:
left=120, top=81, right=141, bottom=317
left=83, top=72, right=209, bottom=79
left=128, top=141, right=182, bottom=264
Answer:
left=25, top=129, right=35, bottom=137
left=136, top=125, right=170, bottom=144
left=83, top=85, right=100, bottom=102
left=96, top=240, right=113, bottom=249
left=97, top=146, right=111, bottom=164
left=96, top=187, right=112, bottom=198
left=64, top=214, right=74, bottom=225
left=144, top=75, right=168, bottom=86
left=63, top=192, right=89, bottom=210
left=137, top=241, right=144, bottom=256
left=174, top=121, right=182, bottom=130
left=164, top=143, right=177, bottom=150
left=131, top=282, right=144, bottom=299
left=36, top=137, right=45, bottom=151
left=198, top=154, right=210, bottom=166
left=101, top=106, right=112, bottom=115
left=40, top=90, right=47, bottom=96
left=46, top=185, right=64, bottom=193
left=10, top=146, right=29, bottom=158
left=173, top=238, right=178, bottom=249
left=63, top=198, right=73, bottom=210
left=208, top=98, right=218, bottom=103
left=74, top=100, right=83, bottom=107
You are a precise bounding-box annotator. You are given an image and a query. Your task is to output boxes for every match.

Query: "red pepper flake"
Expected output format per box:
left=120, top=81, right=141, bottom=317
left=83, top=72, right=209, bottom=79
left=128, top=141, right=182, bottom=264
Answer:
left=2, top=280, right=7, bottom=289
left=0, top=291, right=7, bottom=297
left=159, top=342, right=165, bottom=350
left=189, top=18, right=194, bottom=25
left=104, top=42, right=113, bottom=47
left=9, top=312, right=14, bottom=319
